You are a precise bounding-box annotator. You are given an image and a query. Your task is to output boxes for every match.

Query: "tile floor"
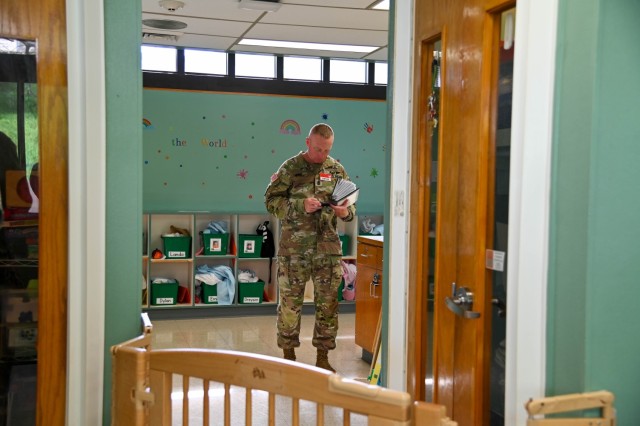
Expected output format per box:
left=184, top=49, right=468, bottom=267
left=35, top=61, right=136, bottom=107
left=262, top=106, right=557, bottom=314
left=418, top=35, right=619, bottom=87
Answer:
left=150, top=311, right=373, bottom=425
left=151, top=311, right=370, bottom=379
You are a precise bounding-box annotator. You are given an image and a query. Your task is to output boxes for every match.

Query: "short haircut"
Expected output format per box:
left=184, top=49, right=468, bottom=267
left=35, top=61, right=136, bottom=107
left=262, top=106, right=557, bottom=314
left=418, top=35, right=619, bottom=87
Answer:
left=309, top=123, right=334, bottom=139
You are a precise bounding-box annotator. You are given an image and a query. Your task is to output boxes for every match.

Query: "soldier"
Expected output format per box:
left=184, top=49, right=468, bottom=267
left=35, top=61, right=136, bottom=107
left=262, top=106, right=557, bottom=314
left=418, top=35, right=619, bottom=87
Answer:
left=265, top=123, right=356, bottom=372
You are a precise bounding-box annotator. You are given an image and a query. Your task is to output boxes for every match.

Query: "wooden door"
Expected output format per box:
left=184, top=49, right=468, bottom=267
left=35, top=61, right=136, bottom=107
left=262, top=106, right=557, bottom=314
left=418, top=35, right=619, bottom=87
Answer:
left=0, top=1, right=68, bottom=425
left=407, top=1, right=515, bottom=425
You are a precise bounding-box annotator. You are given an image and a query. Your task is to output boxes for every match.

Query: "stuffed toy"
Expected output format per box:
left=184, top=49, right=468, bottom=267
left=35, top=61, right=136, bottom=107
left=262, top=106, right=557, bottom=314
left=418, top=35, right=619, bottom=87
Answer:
left=256, top=220, right=275, bottom=283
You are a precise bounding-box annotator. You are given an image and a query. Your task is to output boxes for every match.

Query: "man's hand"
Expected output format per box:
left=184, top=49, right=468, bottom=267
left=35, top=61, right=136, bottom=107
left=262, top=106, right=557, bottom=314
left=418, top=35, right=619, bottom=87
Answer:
left=329, top=200, right=349, bottom=218
left=304, top=197, right=323, bottom=213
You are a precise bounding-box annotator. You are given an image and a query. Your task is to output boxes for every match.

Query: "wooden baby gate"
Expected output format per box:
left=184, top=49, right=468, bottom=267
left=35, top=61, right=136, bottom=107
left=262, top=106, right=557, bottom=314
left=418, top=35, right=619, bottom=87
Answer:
left=111, top=314, right=456, bottom=425
left=525, top=390, right=616, bottom=425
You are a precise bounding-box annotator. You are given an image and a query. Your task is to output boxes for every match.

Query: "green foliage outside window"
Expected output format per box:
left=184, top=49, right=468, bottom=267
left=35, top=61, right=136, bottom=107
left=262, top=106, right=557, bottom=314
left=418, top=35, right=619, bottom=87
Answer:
left=0, top=82, right=39, bottom=171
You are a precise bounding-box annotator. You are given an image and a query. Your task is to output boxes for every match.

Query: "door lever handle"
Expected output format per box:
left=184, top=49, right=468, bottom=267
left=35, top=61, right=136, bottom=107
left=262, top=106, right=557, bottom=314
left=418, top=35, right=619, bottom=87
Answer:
left=445, top=282, right=481, bottom=319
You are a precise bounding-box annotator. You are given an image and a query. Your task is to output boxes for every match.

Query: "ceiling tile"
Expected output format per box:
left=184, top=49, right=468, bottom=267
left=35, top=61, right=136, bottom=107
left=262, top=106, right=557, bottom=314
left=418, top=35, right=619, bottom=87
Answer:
left=260, top=4, right=388, bottom=31
left=245, top=24, right=387, bottom=46
left=363, top=47, right=389, bottom=61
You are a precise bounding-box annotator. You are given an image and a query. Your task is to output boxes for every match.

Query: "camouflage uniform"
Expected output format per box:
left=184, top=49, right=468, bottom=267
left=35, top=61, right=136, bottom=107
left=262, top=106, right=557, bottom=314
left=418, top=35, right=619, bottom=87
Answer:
left=265, top=152, right=355, bottom=351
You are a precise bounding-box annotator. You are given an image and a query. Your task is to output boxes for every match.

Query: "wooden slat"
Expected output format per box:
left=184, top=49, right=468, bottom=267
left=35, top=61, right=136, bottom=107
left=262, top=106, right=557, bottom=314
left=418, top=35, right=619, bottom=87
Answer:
left=245, top=388, right=252, bottom=426
left=317, top=403, right=324, bottom=425
left=268, top=392, right=275, bottom=426
left=224, top=383, right=231, bottom=426
left=203, top=380, right=209, bottom=425
left=182, top=376, right=189, bottom=425
left=293, top=397, right=299, bottom=425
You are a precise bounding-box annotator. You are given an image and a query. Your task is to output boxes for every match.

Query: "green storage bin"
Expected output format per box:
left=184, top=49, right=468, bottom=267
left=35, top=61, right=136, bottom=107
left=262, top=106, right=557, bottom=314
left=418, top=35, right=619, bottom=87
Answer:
left=162, top=235, right=192, bottom=259
left=238, top=280, right=265, bottom=304
left=151, top=280, right=178, bottom=305
left=202, top=233, right=229, bottom=255
left=238, top=235, right=263, bottom=258
left=339, top=235, right=350, bottom=256
left=201, top=283, right=218, bottom=304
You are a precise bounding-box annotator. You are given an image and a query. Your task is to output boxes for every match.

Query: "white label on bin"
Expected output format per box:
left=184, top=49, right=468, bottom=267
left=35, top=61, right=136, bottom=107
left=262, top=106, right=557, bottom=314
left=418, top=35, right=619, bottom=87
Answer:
left=207, top=296, right=218, bottom=303
left=168, top=251, right=186, bottom=257
left=156, top=297, right=174, bottom=304
left=243, top=297, right=260, bottom=304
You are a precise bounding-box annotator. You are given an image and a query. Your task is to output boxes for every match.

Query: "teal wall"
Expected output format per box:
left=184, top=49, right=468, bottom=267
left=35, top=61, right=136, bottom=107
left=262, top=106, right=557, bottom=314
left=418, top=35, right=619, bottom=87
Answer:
left=143, top=90, right=387, bottom=214
left=549, top=1, right=640, bottom=423
left=102, top=0, right=142, bottom=423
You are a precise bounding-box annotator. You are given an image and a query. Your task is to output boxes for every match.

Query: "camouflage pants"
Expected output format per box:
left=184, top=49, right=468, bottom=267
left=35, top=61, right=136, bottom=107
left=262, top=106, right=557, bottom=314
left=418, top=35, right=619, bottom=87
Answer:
left=276, top=253, right=342, bottom=351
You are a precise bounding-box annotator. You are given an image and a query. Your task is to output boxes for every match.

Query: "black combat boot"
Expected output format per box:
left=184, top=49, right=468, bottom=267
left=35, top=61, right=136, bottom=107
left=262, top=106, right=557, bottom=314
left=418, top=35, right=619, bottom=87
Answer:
left=283, top=348, right=296, bottom=361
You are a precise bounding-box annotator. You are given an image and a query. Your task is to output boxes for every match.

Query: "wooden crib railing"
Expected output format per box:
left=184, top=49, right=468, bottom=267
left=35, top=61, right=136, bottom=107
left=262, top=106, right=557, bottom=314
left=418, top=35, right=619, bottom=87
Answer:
left=111, top=314, right=455, bottom=426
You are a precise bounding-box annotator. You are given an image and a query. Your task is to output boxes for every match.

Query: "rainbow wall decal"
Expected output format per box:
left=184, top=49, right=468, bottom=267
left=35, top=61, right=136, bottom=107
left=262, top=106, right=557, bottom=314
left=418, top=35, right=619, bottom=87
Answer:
left=280, top=119, right=301, bottom=135
left=143, top=118, right=152, bottom=128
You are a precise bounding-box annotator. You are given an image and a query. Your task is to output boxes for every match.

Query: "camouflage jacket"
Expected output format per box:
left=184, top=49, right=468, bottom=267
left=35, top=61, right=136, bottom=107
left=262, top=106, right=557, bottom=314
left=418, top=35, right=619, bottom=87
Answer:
left=264, top=152, right=356, bottom=256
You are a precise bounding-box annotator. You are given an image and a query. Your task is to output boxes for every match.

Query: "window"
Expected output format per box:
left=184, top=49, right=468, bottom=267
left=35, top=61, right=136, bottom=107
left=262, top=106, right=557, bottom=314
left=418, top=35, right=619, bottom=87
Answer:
left=283, top=56, right=322, bottom=81
left=235, top=53, right=275, bottom=78
left=185, top=49, right=227, bottom=75
left=141, top=45, right=177, bottom=72
left=329, top=59, right=366, bottom=84
left=374, top=62, right=388, bottom=85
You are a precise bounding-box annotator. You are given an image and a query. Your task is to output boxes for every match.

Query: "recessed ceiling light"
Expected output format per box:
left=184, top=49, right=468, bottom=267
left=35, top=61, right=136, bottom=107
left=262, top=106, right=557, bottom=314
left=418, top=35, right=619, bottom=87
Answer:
left=372, top=0, right=389, bottom=10
left=238, top=39, right=377, bottom=54
left=239, top=0, right=282, bottom=12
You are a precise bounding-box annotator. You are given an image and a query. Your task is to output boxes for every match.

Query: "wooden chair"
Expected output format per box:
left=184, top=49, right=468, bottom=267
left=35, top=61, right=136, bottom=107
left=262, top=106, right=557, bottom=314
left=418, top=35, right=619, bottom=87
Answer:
left=111, top=314, right=456, bottom=425
left=525, top=390, right=615, bottom=425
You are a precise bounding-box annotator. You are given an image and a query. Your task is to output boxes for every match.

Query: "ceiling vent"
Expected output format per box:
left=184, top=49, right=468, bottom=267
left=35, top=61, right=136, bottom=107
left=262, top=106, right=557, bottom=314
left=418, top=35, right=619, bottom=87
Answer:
left=142, top=31, right=183, bottom=42
left=239, top=0, right=282, bottom=12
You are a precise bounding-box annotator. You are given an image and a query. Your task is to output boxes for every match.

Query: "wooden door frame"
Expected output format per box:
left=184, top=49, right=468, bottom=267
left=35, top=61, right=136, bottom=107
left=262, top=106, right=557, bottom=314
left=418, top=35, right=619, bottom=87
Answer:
left=0, top=1, right=68, bottom=424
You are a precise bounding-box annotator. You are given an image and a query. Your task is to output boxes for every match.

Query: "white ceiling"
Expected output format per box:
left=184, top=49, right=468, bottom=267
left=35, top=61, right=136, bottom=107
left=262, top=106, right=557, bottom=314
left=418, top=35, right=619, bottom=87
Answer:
left=141, top=0, right=389, bottom=61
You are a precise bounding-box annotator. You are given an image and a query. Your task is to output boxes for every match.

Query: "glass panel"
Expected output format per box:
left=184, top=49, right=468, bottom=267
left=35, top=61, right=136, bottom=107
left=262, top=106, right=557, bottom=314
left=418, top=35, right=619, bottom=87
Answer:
left=184, top=49, right=227, bottom=75
left=141, top=45, right=177, bottom=72
left=489, top=8, right=515, bottom=426
left=374, top=62, right=388, bottom=85
left=283, top=56, right=322, bottom=81
left=0, top=37, right=38, bottom=425
left=235, top=53, right=275, bottom=78
left=329, top=59, right=366, bottom=84
left=425, top=40, right=441, bottom=401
